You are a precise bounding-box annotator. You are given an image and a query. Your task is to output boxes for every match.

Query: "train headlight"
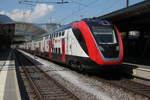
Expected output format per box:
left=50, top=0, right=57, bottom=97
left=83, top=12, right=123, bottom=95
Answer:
left=99, top=46, right=105, bottom=52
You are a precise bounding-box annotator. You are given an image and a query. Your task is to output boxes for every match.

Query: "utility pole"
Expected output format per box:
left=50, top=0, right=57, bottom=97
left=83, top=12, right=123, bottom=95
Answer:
left=126, top=0, right=129, bottom=7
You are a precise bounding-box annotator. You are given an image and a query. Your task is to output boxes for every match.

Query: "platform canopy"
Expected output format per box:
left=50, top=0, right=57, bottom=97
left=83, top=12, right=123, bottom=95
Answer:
left=0, top=14, right=47, bottom=44
left=96, top=0, right=150, bottom=31
left=14, top=22, right=46, bottom=36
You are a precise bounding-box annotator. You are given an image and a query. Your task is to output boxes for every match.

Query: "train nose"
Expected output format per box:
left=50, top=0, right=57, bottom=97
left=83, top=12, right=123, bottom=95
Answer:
left=98, top=44, right=120, bottom=59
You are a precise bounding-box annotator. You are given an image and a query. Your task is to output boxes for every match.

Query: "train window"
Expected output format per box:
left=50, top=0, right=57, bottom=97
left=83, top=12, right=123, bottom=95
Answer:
left=59, top=32, right=61, bottom=37
left=53, top=48, right=55, bottom=53
left=55, top=48, right=57, bottom=53
left=58, top=48, right=61, bottom=54
left=56, top=48, right=58, bottom=54
left=56, top=48, right=57, bottom=54
left=62, top=31, right=65, bottom=36
left=52, top=48, right=54, bottom=53
left=59, top=32, right=62, bottom=36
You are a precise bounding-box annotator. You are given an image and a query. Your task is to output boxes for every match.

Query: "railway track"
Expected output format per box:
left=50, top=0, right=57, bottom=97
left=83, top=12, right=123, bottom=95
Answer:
left=15, top=51, right=78, bottom=100
left=16, top=50, right=150, bottom=100
left=93, top=76, right=150, bottom=99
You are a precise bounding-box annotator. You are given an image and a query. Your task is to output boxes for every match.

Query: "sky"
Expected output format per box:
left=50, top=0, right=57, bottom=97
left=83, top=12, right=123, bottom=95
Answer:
left=0, top=0, right=144, bottom=24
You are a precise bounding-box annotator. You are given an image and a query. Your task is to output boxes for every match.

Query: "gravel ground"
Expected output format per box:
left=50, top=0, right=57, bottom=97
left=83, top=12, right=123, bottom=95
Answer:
left=19, top=50, right=149, bottom=100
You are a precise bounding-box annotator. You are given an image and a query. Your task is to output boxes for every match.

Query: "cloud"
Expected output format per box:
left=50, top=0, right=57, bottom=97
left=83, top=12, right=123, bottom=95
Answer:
left=0, top=4, right=54, bottom=22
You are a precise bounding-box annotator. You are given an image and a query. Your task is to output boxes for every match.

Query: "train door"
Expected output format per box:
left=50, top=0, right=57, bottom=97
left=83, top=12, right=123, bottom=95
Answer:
left=42, top=37, right=45, bottom=52
left=66, top=29, right=73, bottom=55
left=39, top=42, right=41, bottom=55
left=62, top=35, right=66, bottom=62
left=49, top=37, right=52, bottom=59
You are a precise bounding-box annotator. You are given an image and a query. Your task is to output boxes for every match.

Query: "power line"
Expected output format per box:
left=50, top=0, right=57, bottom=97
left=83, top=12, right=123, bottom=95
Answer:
left=95, top=0, right=119, bottom=17
left=59, top=0, right=101, bottom=23
left=19, top=0, right=69, bottom=5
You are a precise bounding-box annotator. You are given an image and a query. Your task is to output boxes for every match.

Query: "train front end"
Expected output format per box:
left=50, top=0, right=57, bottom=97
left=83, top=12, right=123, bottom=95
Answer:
left=72, top=20, right=123, bottom=66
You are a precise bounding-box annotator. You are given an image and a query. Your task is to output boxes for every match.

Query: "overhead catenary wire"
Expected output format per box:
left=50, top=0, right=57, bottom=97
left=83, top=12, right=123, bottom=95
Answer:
left=59, top=0, right=117, bottom=24
left=59, top=0, right=102, bottom=23
left=95, top=0, right=120, bottom=17
left=19, top=0, right=69, bottom=4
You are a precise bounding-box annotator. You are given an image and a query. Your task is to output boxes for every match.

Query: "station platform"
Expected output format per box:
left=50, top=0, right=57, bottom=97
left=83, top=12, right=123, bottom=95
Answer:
left=0, top=49, right=21, bottom=100
left=123, top=62, right=150, bottom=80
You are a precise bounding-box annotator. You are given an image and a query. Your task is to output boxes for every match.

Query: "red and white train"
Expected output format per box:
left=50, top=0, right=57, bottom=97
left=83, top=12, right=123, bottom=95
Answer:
left=19, top=19, right=124, bottom=70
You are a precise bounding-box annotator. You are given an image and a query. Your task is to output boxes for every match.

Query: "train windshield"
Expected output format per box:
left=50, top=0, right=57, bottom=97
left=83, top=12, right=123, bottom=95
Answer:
left=91, top=26, right=117, bottom=44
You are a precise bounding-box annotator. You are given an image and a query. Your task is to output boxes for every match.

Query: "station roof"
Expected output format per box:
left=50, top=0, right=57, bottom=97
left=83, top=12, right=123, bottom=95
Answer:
left=1, top=21, right=46, bottom=36
left=0, top=15, right=13, bottom=23
left=96, top=0, right=150, bottom=31
left=0, top=14, right=47, bottom=43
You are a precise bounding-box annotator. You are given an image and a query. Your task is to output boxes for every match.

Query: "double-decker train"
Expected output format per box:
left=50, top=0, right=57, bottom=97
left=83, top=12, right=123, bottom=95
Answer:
left=19, top=19, right=123, bottom=70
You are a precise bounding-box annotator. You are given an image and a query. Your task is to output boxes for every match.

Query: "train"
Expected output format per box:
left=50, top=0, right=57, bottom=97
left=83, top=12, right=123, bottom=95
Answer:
left=18, top=19, right=124, bottom=71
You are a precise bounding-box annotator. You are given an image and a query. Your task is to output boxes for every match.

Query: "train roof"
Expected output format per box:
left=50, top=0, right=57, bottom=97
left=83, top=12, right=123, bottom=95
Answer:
left=82, top=19, right=111, bottom=26
left=53, top=19, right=111, bottom=33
